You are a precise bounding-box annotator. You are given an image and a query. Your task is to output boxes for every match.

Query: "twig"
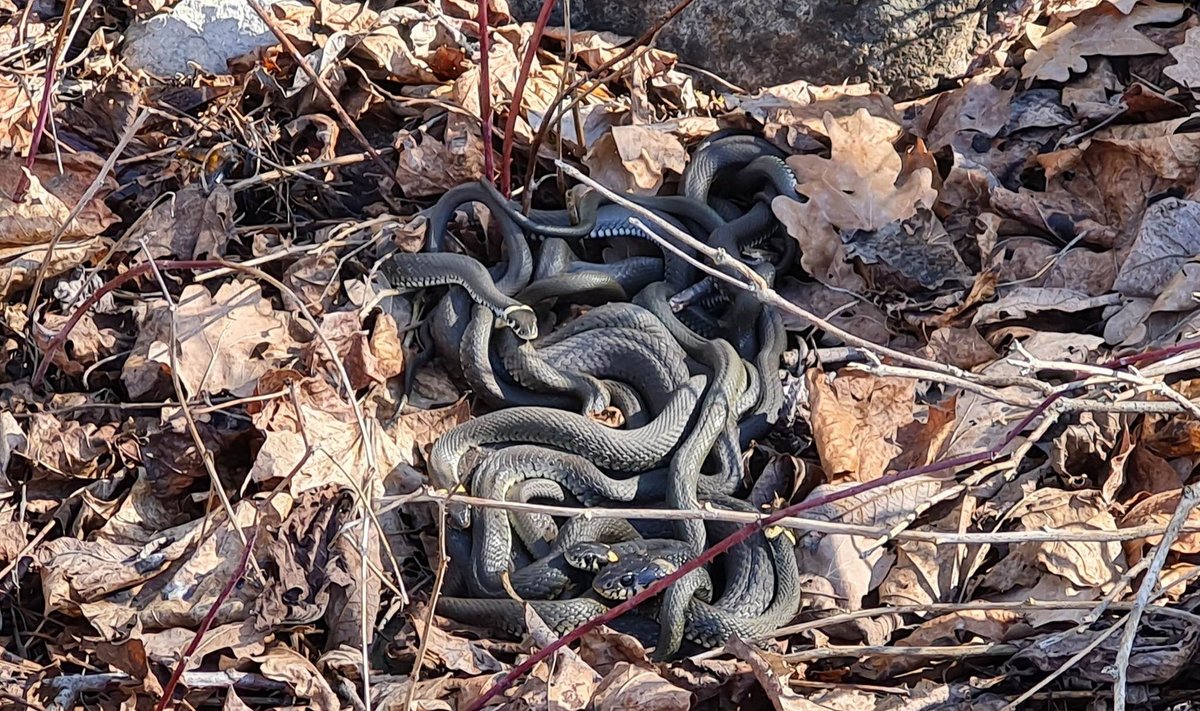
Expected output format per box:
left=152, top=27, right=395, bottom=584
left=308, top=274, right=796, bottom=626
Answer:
left=403, top=500, right=449, bottom=711
left=519, top=0, right=701, bottom=206
left=25, top=106, right=147, bottom=317
left=227, top=148, right=394, bottom=191
left=1013, top=345, right=1200, bottom=420
left=12, top=0, right=75, bottom=201
left=477, top=0, right=495, bottom=185
left=759, top=600, right=1200, bottom=649
left=245, top=0, right=400, bottom=204
left=1113, top=481, right=1200, bottom=711
left=783, top=642, right=1020, bottom=662
left=383, top=489, right=1200, bottom=546
left=500, top=0, right=556, bottom=196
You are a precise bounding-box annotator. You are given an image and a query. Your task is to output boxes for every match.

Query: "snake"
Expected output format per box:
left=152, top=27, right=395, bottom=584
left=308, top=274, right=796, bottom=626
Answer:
left=592, top=517, right=801, bottom=658
left=428, top=374, right=706, bottom=492
left=398, top=131, right=804, bottom=657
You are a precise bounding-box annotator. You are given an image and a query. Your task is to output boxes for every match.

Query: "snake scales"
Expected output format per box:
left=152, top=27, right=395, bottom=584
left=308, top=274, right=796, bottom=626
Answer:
left=386, top=133, right=802, bottom=656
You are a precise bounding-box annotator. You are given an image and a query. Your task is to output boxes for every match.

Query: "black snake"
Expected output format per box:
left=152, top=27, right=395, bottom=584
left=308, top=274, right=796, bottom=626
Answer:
left=388, top=133, right=802, bottom=656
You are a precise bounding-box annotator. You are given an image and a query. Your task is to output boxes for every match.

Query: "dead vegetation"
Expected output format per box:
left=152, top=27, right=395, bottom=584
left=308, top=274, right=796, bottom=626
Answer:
left=5, top=0, right=1200, bottom=709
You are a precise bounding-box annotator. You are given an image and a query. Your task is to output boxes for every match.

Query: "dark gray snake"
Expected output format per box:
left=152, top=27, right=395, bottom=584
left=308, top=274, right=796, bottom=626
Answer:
left=401, top=134, right=800, bottom=656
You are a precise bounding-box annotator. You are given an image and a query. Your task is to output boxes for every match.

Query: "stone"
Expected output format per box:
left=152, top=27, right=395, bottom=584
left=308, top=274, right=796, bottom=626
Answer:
left=123, top=0, right=297, bottom=76
left=509, top=0, right=1024, bottom=99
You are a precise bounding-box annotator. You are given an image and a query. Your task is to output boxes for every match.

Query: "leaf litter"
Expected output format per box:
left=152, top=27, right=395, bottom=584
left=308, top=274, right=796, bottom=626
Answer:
left=5, top=0, right=1200, bottom=709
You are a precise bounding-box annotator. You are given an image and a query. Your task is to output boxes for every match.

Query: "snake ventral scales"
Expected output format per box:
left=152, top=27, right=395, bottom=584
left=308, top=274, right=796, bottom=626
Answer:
left=384, top=133, right=799, bottom=658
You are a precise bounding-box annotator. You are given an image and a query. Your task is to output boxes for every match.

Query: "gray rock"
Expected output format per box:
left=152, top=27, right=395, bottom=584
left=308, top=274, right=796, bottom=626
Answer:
left=510, top=0, right=1023, bottom=99
left=123, top=0, right=296, bottom=76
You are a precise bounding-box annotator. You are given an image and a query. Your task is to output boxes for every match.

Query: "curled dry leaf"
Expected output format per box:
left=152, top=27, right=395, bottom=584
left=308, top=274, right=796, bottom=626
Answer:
left=395, top=113, right=487, bottom=197
left=729, top=80, right=898, bottom=153
left=795, top=475, right=944, bottom=619
left=1120, top=488, right=1200, bottom=566
left=34, top=311, right=120, bottom=377
left=578, top=625, right=651, bottom=673
left=21, top=413, right=115, bottom=479
left=972, top=287, right=1117, bottom=326
left=0, top=410, right=24, bottom=496
left=390, top=396, right=471, bottom=467
left=256, top=645, right=340, bottom=711
left=982, top=488, right=1125, bottom=592
left=786, top=108, right=937, bottom=233
left=584, top=125, right=688, bottom=195
left=409, top=616, right=505, bottom=675
left=124, top=184, right=235, bottom=260
left=0, top=78, right=37, bottom=153
left=1012, top=613, right=1200, bottom=685
left=726, top=636, right=820, bottom=711
left=914, top=69, right=1015, bottom=152
left=283, top=251, right=339, bottom=315
left=1092, top=117, right=1200, bottom=183
left=858, top=609, right=1031, bottom=680
left=518, top=605, right=601, bottom=711
left=303, top=310, right=398, bottom=390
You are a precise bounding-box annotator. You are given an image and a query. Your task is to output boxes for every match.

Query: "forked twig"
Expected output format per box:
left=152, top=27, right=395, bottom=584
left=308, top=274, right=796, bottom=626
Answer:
left=1113, top=482, right=1200, bottom=711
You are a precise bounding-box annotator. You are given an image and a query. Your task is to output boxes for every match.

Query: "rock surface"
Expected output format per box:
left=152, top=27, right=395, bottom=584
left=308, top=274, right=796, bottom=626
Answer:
left=123, top=0, right=295, bottom=76
left=509, top=0, right=1023, bottom=99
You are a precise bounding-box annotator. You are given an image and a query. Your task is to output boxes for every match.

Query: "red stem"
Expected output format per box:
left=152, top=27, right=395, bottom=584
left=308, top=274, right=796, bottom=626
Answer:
left=464, top=337, right=1200, bottom=710
left=499, top=0, right=557, bottom=197
left=14, top=0, right=76, bottom=202
left=478, top=0, right=495, bottom=185
left=155, top=526, right=258, bottom=711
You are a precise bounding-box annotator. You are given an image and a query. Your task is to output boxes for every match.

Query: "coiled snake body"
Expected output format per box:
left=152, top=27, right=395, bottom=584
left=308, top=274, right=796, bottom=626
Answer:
left=394, top=135, right=801, bottom=655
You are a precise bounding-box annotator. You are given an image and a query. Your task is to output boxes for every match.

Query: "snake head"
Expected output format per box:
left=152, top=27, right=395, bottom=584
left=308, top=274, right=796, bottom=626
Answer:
left=564, top=542, right=619, bottom=572
left=592, top=558, right=673, bottom=601
left=502, top=305, right=538, bottom=340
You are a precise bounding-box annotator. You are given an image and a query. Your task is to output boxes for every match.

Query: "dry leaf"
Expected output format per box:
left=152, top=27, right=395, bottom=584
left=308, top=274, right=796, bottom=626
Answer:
left=593, top=662, right=691, bottom=711
left=1121, top=488, right=1200, bottom=565
left=726, top=637, right=829, bottom=711
left=774, top=108, right=935, bottom=289
left=395, top=114, right=487, bottom=198
left=0, top=78, right=37, bottom=153
left=123, top=280, right=291, bottom=399
left=1113, top=198, right=1200, bottom=297
left=807, top=370, right=916, bottom=483
left=249, top=374, right=406, bottom=497
left=1166, top=26, right=1200, bottom=88
left=1022, top=2, right=1185, bottom=81
left=390, top=397, right=471, bottom=467
left=584, top=125, right=688, bottom=195
left=256, top=646, right=340, bottom=711
left=785, top=108, right=937, bottom=233
left=972, top=287, right=1117, bottom=325
left=409, top=616, right=504, bottom=675
left=123, top=184, right=234, bottom=259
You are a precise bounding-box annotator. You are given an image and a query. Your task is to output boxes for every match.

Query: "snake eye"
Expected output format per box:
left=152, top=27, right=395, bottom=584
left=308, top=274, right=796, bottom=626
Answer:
left=619, top=572, right=636, bottom=589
